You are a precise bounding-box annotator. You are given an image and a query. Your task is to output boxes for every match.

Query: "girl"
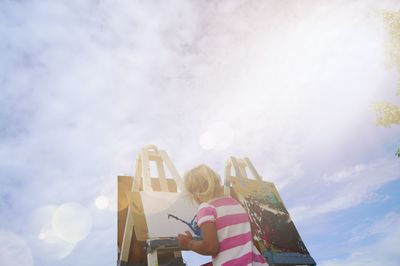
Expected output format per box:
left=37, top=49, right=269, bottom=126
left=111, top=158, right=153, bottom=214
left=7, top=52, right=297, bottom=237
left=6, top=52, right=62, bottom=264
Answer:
left=178, top=164, right=268, bottom=266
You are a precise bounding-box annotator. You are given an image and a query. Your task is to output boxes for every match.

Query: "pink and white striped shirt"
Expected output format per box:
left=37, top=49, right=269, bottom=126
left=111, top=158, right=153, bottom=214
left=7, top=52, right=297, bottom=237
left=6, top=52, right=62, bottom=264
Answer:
left=196, top=196, right=268, bottom=266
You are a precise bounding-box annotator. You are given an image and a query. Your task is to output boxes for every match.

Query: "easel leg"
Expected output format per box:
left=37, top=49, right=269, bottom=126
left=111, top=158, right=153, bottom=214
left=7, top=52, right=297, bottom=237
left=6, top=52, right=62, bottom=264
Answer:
left=119, top=207, right=134, bottom=264
left=147, top=250, right=158, bottom=266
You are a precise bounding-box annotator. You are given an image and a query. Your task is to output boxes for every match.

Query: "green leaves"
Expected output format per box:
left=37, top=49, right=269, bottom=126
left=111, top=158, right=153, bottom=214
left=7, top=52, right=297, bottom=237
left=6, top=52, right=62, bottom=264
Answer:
left=374, top=102, right=400, bottom=127
left=375, top=11, right=400, bottom=158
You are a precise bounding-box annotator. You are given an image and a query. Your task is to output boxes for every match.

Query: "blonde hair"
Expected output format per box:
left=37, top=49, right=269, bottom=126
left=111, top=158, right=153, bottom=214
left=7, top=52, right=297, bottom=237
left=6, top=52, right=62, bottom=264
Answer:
left=184, top=164, right=222, bottom=203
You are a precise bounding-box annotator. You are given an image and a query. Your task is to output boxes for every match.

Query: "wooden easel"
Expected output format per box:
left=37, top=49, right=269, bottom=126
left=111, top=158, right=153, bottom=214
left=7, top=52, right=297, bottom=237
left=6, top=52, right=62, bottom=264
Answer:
left=118, top=145, right=185, bottom=266
left=225, top=156, right=316, bottom=266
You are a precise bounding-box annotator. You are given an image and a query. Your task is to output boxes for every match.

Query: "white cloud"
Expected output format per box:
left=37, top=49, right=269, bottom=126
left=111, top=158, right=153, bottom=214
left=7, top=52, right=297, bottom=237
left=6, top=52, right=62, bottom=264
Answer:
left=347, top=212, right=400, bottom=243
left=319, top=211, right=400, bottom=266
left=1, top=1, right=400, bottom=265
left=290, top=158, right=400, bottom=222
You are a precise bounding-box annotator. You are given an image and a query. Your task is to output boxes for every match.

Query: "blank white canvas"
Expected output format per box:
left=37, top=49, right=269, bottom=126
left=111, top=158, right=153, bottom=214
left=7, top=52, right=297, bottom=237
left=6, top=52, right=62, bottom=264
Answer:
left=140, top=191, right=199, bottom=238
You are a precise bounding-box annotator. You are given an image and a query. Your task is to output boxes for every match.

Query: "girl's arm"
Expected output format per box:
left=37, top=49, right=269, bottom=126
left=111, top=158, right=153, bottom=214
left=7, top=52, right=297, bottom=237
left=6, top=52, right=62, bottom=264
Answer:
left=178, top=222, right=219, bottom=256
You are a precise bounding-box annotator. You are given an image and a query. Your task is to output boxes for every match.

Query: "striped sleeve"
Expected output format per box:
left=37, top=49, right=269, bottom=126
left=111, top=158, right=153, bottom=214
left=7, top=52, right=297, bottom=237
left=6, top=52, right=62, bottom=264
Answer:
left=196, top=202, right=216, bottom=227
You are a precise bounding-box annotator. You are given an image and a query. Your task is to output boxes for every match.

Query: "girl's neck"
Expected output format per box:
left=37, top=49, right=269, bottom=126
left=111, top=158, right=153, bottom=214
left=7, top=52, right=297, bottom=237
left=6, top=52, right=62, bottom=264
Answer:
left=206, top=186, right=227, bottom=203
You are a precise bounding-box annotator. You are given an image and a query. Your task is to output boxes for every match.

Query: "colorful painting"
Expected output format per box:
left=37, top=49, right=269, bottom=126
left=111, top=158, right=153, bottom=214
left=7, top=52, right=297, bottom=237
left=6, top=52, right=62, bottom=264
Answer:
left=228, top=176, right=310, bottom=255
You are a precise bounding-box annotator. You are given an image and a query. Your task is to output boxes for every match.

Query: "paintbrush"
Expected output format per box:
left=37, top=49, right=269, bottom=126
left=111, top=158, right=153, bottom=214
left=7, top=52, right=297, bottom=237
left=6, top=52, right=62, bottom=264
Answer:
left=167, top=213, right=202, bottom=237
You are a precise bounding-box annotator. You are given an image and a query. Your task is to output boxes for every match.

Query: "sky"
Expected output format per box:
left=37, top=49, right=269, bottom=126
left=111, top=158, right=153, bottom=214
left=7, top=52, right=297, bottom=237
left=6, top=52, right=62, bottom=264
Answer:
left=1, top=0, right=400, bottom=265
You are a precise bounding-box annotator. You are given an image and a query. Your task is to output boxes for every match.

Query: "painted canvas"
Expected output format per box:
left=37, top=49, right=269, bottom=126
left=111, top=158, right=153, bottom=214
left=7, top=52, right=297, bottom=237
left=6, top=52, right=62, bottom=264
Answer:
left=132, top=191, right=198, bottom=240
left=228, top=176, right=310, bottom=255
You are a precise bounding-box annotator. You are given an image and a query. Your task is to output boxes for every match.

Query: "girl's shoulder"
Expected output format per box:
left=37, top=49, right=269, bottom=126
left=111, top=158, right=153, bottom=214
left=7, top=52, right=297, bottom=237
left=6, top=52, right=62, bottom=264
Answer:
left=198, top=201, right=213, bottom=209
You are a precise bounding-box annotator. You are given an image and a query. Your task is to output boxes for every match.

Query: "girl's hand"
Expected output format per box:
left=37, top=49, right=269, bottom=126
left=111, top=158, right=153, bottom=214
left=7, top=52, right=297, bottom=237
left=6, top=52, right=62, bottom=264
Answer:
left=178, top=223, right=219, bottom=256
left=177, top=231, right=193, bottom=250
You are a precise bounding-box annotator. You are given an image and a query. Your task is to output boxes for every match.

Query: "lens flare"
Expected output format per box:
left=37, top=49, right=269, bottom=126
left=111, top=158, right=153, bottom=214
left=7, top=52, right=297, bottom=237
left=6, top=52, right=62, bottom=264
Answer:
left=95, top=195, right=110, bottom=209
left=38, top=232, right=46, bottom=240
left=52, top=202, right=92, bottom=243
left=199, top=121, right=235, bottom=151
left=30, top=205, right=76, bottom=260
left=199, top=130, right=217, bottom=150
left=0, top=230, right=34, bottom=266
